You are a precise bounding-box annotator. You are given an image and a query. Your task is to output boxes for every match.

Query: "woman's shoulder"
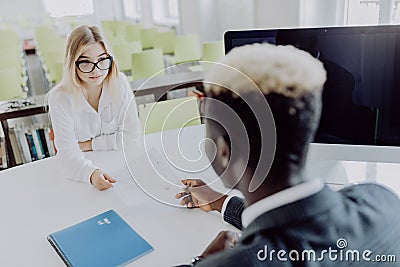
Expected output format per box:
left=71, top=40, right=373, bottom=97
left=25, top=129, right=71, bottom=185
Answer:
left=47, top=85, right=73, bottom=107
left=117, top=72, right=133, bottom=95
left=117, top=72, right=130, bottom=86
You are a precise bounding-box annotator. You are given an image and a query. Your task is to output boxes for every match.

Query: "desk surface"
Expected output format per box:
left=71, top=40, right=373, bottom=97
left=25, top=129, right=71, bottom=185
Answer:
left=1, top=125, right=400, bottom=266
left=0, top=125, right=235, bottom=267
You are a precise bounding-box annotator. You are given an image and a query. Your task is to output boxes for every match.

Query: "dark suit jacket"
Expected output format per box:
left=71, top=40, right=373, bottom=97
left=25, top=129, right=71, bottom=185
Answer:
left=182, top=184, right=400, bottom=266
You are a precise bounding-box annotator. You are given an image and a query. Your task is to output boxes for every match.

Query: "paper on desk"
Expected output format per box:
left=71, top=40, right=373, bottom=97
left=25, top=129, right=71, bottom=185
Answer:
left=113, top=148, right=184, bottom=207
left=108, top=165, right=145, bottom=206
left=146, top=148, right=182, bottom=185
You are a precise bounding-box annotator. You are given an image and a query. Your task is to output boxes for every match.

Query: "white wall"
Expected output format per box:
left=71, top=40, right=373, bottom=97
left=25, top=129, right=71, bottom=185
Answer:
left=0, top=0, right=125, bottom=39
left=0, top=0, right=351, bottom=41
left=299, top=0, right=347, bottom=27
left=254, top=0, right=300, bottom=29
left=0, top=0, right=44, bottom=18
left=179, top=0, right=302, bottom=42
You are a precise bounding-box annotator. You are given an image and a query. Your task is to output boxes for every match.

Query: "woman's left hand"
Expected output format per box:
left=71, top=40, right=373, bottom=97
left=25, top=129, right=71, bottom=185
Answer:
left=78, top=140, right=92, bottom=152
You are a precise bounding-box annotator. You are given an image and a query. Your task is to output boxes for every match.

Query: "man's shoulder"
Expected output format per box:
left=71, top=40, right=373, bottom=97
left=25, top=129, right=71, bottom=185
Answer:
left=340, top=183, right=399, bottom=204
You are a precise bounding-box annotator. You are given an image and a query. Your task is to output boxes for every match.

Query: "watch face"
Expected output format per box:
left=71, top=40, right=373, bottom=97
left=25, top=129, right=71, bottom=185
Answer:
left=191, top=256, right=203, bottom=265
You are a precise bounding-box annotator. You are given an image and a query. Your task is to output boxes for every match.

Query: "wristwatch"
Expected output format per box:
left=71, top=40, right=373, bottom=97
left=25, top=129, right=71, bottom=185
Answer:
left=191, top=255, right=204, bottom=266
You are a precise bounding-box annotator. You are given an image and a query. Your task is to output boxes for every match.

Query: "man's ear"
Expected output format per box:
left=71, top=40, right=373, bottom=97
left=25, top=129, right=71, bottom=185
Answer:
left=216, top=136, right=230, bottom=168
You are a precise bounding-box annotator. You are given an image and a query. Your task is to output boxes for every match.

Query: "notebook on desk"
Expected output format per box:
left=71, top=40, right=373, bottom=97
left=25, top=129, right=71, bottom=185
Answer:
left=47, top=209, right=154, bottom=267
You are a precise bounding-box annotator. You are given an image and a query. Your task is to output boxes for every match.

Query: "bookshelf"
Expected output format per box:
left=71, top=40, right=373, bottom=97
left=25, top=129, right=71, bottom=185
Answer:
left=0, top=71, right=204, bottom=169
left=0, top=95, right=48, bottom=168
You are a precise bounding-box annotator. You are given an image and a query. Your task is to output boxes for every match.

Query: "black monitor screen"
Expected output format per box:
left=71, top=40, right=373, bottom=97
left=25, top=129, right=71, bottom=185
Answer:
left=224, top=26, right=400, bottom=146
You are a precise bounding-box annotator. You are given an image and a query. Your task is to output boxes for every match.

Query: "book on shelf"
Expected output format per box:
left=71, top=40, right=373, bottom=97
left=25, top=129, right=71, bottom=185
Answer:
left=47, top=210, right=154, bottom=267
left=37, top=126, right=50, bottom=158
left=14, top=123, right=32, bottom=163
left=25, top=129, right=38, bottom=161
left=8, top=128, right=23, bottom=165
left=0, top=138, right=7, bottom=169
left=30, top=126, right=44, bottom=160
left=1, top=123, right=56, bottom=168
left=44, top=126, right=56, bottom=156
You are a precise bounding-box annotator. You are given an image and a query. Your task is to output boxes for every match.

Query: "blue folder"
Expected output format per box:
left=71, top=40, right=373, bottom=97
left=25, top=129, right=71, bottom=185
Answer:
left=47, top=210, right=154, bottom=267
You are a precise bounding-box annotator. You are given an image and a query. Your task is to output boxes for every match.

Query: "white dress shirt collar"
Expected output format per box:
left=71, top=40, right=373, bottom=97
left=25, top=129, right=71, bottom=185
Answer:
left=242, top=179, right=324, bottom=228
left=80, top=84, right=112, bottom=114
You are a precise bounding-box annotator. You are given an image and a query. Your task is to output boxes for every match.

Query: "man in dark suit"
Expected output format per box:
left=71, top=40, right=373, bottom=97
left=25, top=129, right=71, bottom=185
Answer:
left=175, top=43, right=400, bottom=266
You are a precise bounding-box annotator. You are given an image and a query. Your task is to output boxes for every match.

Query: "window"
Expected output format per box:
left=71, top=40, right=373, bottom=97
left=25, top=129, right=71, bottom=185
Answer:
left=347, top=0, right=400, bottom=25
left=167, top=0, right=179, bottom=19
left=347, top=1, right=380, bottom=25
left=123, top=0, right=142, bottom=19
left=393, top=1, right=400, bottom=23
left=152, top=0, right=179, bottom=26
left=42, top=0, right=94, bottom=17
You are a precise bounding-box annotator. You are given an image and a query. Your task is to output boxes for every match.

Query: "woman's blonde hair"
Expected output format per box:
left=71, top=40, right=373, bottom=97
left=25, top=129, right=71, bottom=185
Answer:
left=59, top=25, right=120, bottom=98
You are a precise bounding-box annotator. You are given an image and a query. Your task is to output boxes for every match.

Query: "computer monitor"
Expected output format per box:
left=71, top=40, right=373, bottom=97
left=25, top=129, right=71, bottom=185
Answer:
left=224, top=26, right=400, bottom=183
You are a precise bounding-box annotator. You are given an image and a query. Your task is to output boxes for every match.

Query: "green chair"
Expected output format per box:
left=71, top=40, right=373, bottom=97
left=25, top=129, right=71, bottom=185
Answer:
left=140, top=28, right=157, bottom=49
left=153, top=30, right=176, bottom=54
left=38, top=50, right=64, bottom=84
left=202, top=40, right=224, bottom=62
left=0, top=68, right=27, bottom=101
left=101, top=20, right=116, bottom=36
left=48, top=61, right=63, bottom=84
left=188, top=40, right=225, bottom=72
left=114, top=21, right=129, bottom=38
left=0, top=52, right=24, bottom=72
left=0, top=29, right=19, bottom=48
left=125, top=24, right=142, bottom=42
left=173, top=34, right=201, bottom=64
left=138, top=96, right=201, bottom=134
left=131, top=49, right=165, bottom=80
left=112, top=42, right=142, bottom=72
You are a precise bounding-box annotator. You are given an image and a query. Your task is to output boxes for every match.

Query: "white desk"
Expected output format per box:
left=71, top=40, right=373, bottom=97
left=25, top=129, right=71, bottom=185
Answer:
left=0, top=125, right=235, bottom=267
left=1, top=124, right=400, bottom=267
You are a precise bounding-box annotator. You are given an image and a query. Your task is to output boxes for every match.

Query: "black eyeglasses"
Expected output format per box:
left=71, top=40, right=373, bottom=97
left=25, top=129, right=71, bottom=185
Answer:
left=75, top=56, right=113, bottom=73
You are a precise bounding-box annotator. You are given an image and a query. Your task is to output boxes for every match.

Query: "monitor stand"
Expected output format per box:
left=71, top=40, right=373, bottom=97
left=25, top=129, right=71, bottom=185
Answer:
left=304, top=160, right=349, bottom=186
left=304, top=160, right=379, bottom=189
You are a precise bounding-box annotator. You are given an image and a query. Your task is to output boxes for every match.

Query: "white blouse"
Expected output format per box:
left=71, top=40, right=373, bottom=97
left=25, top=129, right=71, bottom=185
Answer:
left=48, top=73, right=142, bottom=183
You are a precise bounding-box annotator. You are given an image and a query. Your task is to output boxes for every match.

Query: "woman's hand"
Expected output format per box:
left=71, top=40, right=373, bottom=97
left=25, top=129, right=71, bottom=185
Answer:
left=175, top=179, right=228, bottom=212
left=90, top=169, right=116, bottom=191
left=78, top=140, right=92, bottom=152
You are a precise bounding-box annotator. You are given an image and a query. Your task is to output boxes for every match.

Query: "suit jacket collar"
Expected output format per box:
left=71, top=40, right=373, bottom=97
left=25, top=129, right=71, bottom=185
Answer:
left=240, top=186, right=341, bottom=243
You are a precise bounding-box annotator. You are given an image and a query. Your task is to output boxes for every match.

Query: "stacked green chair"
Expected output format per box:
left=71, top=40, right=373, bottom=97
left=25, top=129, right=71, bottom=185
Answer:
left=188, top=40, right=225, bottom=72
left=140, top=28, right=157, bottom=50
left=0, top=68, right=27, bottom=101
left=0, top=28, right=27, bottom=89
left=173, top=34, right=201, bottom=64
left=153, top=30, right=176, bottom=54
left=112, top=41, right=142, bottom=72
left=138, top=96, right=201, bottom=134
left=125, top=23, right=142, bottom=42
left=131, top=49, right=165, bottom=80
left=34, top=25, right=66, bottom=87
left=201, top=40, right=224, bottom=62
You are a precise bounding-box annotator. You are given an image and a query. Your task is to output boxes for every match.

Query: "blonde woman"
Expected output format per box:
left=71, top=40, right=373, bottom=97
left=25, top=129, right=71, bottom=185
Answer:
left=48, top=25, right=142, bottom=190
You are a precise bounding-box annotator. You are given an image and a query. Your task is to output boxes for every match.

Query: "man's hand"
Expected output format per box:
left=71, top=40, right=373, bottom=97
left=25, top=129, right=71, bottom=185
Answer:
left=201, top=231, right=239, bottom=258
left=78, top=140, right=92, bottom=152
left=175, top=179, right=228, bottom=212
left=90, top=169, right=116, bottom=191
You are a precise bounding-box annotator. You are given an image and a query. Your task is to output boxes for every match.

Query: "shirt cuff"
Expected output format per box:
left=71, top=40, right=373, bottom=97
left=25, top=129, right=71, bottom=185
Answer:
left=83, top=165, right=98, bottom=184
left=221, top=195, right=235, bottom=217
left=91, top=136, right=104, bottom=151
